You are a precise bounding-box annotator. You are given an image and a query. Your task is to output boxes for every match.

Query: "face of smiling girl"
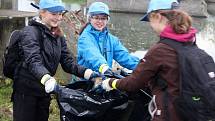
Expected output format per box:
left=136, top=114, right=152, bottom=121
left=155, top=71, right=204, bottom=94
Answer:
left=40, top=10, right=64, bottom=28
left=90, top=14, right=108, bottom=31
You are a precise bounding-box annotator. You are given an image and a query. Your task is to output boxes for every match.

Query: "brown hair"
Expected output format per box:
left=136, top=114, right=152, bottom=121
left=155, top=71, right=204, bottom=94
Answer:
left=51, top=26, right=63, bottom=37
left=159, top=10, right=192, bottom=34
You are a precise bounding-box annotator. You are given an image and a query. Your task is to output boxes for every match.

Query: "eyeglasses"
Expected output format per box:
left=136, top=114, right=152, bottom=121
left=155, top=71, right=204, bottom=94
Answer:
left=91, top=16, right=108, bottom=21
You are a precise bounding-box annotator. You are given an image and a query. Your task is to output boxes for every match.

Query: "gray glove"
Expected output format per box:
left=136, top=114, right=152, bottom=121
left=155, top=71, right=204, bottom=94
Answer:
left=41, top=74, right=57, bottom=93
left=44, top=77, right=57, bottom=93
left=101, top=78, right=113, bottom=91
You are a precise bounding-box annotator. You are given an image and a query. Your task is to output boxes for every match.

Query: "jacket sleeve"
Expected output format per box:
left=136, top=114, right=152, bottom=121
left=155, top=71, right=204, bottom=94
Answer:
left=117, top=50, right=158, bottom=91
left=60, top=37, right=87, bottom=77
left=21, top=26, right=50, bottom=80
left=78, top=35, right=108, bottom=71
left=112, top=37, right=139, bottom=70
left=116, top=44, right=163, bottom=92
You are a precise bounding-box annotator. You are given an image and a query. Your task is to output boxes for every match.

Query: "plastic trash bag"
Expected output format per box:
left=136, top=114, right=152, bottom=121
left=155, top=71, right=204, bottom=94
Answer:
left=127, top=89, right=152, bottom=121
left=103, top=70, right=152, bottom=121
left=56, top=81, right=128, bottom=121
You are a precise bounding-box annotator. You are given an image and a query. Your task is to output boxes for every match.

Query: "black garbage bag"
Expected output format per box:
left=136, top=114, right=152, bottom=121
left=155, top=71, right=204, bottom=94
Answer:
left=56, top=81, right=128, bottom=121
left=127, top=89, right=152, bottom=121
left=103, top=70, right=152, bottom=121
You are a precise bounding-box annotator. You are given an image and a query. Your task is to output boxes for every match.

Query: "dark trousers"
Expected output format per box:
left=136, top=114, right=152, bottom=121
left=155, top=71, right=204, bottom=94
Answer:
left=13, top=92, right=51, bottom=121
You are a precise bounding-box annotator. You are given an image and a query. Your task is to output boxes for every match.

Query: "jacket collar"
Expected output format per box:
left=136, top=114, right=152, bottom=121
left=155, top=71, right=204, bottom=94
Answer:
left=29, top=17, right=58, bottom=38
left=160, top=25, right=197, bottom=42
left=84, top=24, right=108, bottom=37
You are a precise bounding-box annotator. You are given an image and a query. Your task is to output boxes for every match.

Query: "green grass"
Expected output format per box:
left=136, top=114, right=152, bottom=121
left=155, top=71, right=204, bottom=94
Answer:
left=49, top=95, right=61, bottom=121
left=0, top=79, right=13, bottom=121
left=0, top=79, right=61, bottom=121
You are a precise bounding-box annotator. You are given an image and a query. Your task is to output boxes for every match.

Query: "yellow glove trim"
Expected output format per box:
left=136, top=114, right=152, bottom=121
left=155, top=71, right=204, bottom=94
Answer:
left=99, top=64, right=108, bottom=73
left=112, top=79, right=118, bottom=89
left=41, top=74, right=51, bottom=85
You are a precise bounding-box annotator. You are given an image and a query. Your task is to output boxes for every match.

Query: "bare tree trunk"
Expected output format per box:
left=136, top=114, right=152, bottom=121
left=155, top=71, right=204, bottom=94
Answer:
left=34, top=0, right=39, bottom=4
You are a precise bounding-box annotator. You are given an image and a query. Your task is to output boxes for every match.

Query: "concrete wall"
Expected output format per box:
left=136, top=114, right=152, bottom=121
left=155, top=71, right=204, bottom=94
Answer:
left=206, top=0, right=215, bottom=2
left=208, top=3, right=215, bottom=15
left=180, top=0, right=208, bottom=17
left=206, top=0, right=215, bottom=16
left=87, top=0, right=210, bottom=17
left=87, top=0, right=148, bottom=13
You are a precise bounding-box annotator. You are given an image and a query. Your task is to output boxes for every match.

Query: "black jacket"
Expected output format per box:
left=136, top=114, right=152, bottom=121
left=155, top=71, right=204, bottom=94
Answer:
left=14, top=20, right=87, bottom=96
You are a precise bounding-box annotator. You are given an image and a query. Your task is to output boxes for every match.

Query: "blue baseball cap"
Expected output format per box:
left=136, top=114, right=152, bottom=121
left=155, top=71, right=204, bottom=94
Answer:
left=31, top=0, right=66, bottom=13
left=140, top=0, right=179, bottom=21
left=88, top=2, right=110, bottom=16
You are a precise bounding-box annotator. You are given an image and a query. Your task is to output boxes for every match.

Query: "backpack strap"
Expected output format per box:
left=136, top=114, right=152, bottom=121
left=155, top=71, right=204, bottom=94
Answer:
left=156, top=38, right=195, bottom=121
left=153, top=75, right=170, bottom=121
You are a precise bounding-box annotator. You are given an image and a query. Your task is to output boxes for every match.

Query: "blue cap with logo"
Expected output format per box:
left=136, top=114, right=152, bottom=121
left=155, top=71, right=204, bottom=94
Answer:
left=88, top=2, right=110, bottom=16
left=140, top=0, right=179, bottom=21
left=31, top=0, right=66, bottom=13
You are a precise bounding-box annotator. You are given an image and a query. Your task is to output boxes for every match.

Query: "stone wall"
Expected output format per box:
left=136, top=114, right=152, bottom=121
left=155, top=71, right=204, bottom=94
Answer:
left=180, top=0, right=208, bottom=17
left=87, top=0, right=212, bottom=17
left=208, top=3, right=215, bottom=15
left=206, top=0, right=215, bottom=16
left=206, top=0, right=215, bottom=2
left=87, top=0, right=149, bottom=13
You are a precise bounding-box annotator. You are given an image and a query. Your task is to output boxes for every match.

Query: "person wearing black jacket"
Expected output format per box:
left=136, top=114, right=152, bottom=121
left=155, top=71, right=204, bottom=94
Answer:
left=12, top=0, right=100, bottom=121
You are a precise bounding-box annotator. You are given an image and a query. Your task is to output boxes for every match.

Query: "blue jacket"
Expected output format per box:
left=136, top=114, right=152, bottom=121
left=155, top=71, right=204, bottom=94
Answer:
left=77, top=24, right=139, bottom=72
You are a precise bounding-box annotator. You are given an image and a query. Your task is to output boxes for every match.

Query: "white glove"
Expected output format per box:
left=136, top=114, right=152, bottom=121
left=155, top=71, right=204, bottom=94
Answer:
left=101, top=78, right=113, bottom=91
left=41, top=74, right=57, bottom=93
left=44, top=77, right=57, bottom=93
left=84, top=69, right=93, bottom=80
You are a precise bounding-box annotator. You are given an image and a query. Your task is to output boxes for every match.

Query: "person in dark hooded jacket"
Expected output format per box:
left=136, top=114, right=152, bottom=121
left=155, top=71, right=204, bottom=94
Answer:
left=101, top=0, right=197, bottom=121
left=12, top=0, right=100, bottom=121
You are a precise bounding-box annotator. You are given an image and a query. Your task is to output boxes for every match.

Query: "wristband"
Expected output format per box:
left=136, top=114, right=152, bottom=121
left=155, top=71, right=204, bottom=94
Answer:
left=41, top=74, right=51, bottom=85
left=99, top=64, right=108, bottom=74
left=112, top=79, right=118, bottom=89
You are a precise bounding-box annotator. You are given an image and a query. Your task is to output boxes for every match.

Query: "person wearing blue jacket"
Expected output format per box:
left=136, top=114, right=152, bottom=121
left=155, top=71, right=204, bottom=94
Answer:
left=77, top=2, right=139, bottom=75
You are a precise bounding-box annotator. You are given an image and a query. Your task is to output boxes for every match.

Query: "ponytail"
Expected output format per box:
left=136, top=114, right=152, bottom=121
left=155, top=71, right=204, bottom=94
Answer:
left=160, top=10, right=192, bottom=34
